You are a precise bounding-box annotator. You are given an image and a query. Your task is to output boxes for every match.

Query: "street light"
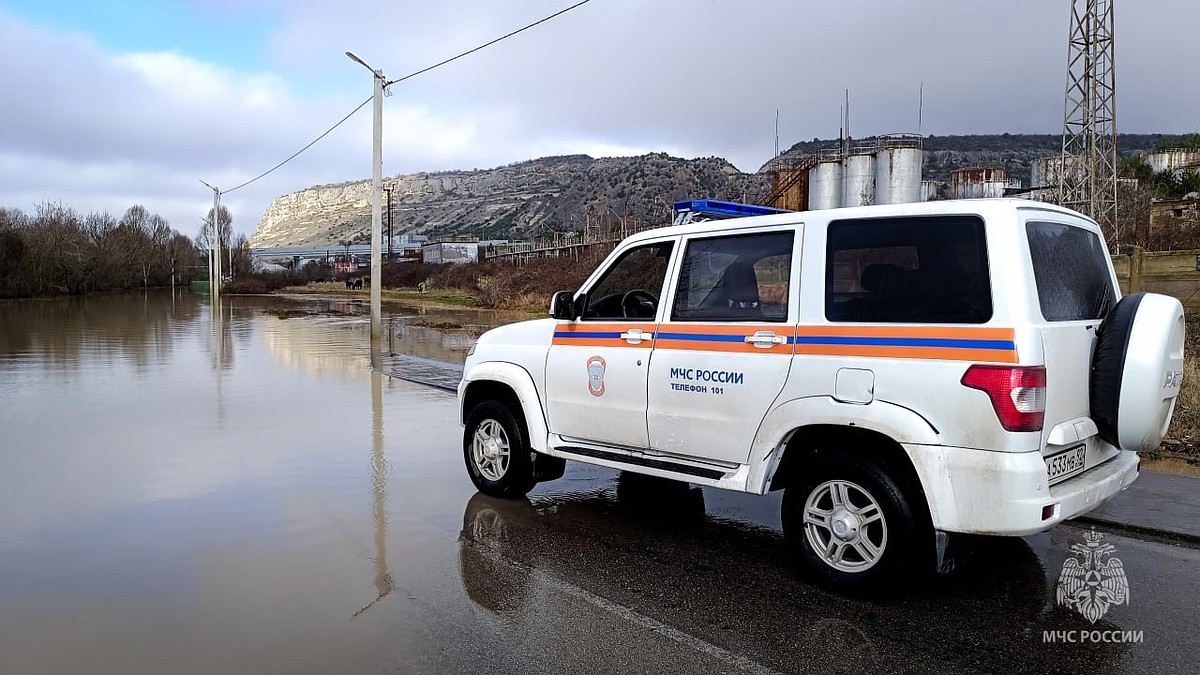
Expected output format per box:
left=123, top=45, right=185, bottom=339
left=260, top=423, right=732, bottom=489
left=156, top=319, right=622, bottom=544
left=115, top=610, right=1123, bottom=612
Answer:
left=346, top=51, right=387, bottom=362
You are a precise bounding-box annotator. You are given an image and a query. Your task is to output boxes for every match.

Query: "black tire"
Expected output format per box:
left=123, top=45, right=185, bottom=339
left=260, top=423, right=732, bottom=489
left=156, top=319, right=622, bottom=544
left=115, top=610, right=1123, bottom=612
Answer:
left=464, top=401, right=536, bottom=498
left=781, top=454, right=926, bottom=589
left=1090, top=292, right=1144, bottom=448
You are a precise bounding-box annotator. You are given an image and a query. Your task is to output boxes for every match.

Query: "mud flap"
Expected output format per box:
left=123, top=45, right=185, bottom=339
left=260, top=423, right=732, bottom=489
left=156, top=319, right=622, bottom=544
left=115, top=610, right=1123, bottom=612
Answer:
left=532, top=452, right=566, bottom=482
left=934, top=530, right=968, bottom=575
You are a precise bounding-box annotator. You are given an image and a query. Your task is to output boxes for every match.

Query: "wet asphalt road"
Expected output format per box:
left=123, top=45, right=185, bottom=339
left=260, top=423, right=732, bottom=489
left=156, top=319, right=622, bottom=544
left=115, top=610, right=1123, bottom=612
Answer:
left=1, top=296, right=1197, bottom=675
left=407, top=386, right=1200, bottom=675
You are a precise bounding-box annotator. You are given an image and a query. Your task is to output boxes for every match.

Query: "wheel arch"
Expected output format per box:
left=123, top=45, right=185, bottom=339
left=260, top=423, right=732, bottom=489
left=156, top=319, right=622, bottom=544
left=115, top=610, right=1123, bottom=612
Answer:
left=747, top=397, right=939, bottom=493
left=766, top=424, right=935, bottom=539
left=460, top=362, right=549, bottom=453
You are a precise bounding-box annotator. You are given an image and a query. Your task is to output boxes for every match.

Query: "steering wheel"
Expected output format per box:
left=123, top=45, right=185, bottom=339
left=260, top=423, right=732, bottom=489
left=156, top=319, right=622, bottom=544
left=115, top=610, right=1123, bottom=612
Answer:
left=620, top=289, right=658, bottom=318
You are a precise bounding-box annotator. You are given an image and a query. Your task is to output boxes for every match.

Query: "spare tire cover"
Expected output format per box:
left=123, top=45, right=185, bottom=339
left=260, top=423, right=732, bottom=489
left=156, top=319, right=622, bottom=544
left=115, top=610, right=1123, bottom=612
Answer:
left=1090, top=292, right=1185, bottom=452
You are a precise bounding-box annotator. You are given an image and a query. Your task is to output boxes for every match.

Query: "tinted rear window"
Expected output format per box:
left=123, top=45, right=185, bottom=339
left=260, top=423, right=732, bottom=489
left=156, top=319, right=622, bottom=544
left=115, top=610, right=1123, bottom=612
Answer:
left=825, top=215, right=992, bottom=323
left=1026, top=221, right=1115, bottom=321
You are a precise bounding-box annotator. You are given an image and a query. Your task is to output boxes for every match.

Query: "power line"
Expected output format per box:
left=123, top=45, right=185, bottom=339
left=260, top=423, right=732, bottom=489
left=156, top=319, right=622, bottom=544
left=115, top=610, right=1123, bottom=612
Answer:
left=223, top=96, right=372, bottom=194
left=220, top=0, right=593, bottom=195
left=386, top=0, right=591, bottom=87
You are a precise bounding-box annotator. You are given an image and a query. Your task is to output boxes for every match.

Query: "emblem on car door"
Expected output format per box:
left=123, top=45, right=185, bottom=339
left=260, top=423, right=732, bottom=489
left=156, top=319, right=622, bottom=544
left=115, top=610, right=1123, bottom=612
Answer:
left=587, top=355, right=607, bottom=397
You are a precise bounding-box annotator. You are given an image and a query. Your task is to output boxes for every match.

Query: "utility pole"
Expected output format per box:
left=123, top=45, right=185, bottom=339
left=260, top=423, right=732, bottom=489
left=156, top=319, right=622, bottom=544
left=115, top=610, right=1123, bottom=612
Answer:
left=347, top=51, right=386, bottom=363
left=200, top=180, right=222, bottom=304
left=1060, top=0, right=1118, bottom=243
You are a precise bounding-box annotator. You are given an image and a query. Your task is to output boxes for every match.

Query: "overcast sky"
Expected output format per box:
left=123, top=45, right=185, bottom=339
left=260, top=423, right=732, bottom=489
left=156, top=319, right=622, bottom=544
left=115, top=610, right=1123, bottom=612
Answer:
left=1, top=0, right=1197, bottom=238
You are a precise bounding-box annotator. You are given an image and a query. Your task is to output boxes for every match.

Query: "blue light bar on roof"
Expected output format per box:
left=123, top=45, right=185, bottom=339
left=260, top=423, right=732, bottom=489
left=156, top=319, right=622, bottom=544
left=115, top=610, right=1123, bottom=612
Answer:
left=672, top=199, right=791, bottom=219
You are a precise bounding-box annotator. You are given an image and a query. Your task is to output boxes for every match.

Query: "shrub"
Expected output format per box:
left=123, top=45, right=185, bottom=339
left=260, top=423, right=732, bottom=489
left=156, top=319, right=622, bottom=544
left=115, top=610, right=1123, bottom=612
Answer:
left=224, top=270, right=307, bottom=294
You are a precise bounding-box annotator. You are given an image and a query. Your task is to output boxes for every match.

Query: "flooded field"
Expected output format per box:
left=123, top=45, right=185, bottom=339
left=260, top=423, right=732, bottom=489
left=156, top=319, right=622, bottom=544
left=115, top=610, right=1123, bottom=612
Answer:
left=0, top=292, right=502, bottom=674
left=0, top=291, right=1196, bottom=675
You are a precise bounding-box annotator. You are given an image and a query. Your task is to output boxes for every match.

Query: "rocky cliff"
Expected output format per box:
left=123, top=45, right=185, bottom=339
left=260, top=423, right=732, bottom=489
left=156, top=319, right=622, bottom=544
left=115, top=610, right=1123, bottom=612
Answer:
left=251, top=134, right=1190, bottom=248
left=249, top=153, right=767, bottom=248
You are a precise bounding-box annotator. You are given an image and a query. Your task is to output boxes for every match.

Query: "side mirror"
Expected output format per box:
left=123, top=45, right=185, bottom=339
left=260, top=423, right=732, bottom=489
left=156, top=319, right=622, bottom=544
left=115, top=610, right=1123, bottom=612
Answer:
left=550, top=290, right=577, bottom=320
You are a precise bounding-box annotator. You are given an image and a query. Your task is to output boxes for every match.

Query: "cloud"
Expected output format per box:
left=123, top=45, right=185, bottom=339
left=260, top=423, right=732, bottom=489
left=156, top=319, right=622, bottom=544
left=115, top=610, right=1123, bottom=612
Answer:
left=1, top=1, right=1198, bottom=238
left=113, top=51, right=291, bottom=109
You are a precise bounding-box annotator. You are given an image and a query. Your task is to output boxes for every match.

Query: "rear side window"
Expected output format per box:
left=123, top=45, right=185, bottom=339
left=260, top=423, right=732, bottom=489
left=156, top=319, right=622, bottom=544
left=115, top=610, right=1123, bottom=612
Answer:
left=1026, top=221, right=1115, bottom=321
left=826, top=215, right=992, bottom=323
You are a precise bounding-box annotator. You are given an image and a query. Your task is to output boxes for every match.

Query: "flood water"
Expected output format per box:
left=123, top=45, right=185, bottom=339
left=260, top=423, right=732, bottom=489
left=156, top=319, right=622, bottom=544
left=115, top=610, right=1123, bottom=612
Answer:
left=1, top=291, right=1196, bottom=675
left=0, top=291, right=508, bottom=674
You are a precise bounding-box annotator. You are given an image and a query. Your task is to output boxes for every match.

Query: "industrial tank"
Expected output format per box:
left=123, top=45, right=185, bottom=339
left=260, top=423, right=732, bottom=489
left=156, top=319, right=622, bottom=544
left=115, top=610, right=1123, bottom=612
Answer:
left=1146, top=149, right=1200, bottom=175
left=950, top=167, right=1013, bottom=199
left=770, top=168, right=809, bottom=212
left=842, top=150, right=876, bottom=207
left=921, top=180, right=942, bottom=201
left=1030, top=156, right=1063, bottom=188
left=875, top=146, right=923, bottom=205
left=808, top=158, right=843, bottom=210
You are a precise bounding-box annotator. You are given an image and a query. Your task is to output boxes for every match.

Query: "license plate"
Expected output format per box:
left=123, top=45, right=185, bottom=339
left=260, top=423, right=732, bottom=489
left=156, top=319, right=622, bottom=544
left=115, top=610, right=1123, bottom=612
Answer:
left=1045, top=444, right=1087, bottom=484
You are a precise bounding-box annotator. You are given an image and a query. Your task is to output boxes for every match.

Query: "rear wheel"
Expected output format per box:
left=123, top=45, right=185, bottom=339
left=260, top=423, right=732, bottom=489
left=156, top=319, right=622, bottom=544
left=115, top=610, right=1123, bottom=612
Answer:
left=782, top=454, right=926, bottom=588
left=464, top=401, right=536, bottom=498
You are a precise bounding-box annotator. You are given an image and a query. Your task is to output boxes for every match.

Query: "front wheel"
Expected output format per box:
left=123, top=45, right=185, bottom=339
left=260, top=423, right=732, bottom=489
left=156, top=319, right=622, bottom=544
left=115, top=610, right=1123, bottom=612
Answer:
left=782, top=454, right=926, bottom=589
left=464, top=401, right=536, bottom=498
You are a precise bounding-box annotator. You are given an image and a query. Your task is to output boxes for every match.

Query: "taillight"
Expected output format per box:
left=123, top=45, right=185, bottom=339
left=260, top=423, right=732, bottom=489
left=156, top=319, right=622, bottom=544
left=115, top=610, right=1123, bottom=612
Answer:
left=961, top=365, right=1047, bottom=432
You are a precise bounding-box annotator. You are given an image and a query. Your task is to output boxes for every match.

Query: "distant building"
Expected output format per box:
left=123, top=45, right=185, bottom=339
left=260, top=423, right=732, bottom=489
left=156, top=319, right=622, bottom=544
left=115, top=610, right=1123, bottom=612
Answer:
left=422, top=237, right=479, bottom=264
left=1150, top=196, right=1200, bottom=236
left=252, top=259, right=289, bottom=274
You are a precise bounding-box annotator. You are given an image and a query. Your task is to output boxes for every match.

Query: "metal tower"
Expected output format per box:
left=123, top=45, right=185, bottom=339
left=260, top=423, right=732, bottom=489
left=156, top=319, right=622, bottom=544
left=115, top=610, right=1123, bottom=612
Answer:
left=1060, top=0, right=1119, bottom=243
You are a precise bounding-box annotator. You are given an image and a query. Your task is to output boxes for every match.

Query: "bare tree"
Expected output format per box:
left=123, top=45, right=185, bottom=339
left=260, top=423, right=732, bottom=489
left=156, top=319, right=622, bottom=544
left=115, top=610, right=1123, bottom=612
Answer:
left=196, top=205, right=233, bottom=253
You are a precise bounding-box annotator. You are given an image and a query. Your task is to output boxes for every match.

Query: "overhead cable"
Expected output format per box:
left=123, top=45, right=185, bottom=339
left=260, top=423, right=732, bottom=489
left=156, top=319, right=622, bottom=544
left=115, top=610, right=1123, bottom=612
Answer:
left=221, top=0, right=593, bottom=195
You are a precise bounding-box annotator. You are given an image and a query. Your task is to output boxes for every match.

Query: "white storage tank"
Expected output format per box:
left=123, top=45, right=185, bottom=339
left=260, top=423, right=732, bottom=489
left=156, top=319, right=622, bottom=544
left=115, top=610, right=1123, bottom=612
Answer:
left=1030, top=156, right=1063, bottom=188
left=842, top=150, right=876, bottom=207
left=808, top=157, right=843, bottom=210
left=875, top=146, right=923, bottom=205
left=921, top=180, right=942, bottom=201
left=950, top=167, right=1008, bottom=199
left=1145, top=149, right=1200, bottom=175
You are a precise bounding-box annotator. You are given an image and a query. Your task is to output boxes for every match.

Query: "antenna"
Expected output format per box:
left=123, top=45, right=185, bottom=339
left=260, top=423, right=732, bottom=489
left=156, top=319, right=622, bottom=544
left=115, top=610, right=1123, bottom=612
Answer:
left=838, top=104, right=844, bottom=147
left=845, top=89, right=851, bottom=150
left=774, top=109, right=780, bottom=159
left=844, top=89, right=854, bottom=154
left=918, top=82, right=924, bottom=136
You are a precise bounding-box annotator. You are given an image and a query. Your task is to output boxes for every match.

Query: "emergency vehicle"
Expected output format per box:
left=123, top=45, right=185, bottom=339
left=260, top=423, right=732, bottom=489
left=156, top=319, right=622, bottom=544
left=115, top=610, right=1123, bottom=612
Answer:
left=457, top=198, right=1184, bottom=587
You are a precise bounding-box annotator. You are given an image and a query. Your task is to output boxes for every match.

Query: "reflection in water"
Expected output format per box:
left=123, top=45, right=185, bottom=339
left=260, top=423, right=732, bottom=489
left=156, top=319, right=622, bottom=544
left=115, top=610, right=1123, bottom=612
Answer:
left=457, top=485, right=1132, bottom=675
left=209, top=295, right=234, bottom=373
left=355, top=371, right=393, bottom=618
left=0, top=291, right=201, bottom=369
left=255, top=298, right=507, bottom=381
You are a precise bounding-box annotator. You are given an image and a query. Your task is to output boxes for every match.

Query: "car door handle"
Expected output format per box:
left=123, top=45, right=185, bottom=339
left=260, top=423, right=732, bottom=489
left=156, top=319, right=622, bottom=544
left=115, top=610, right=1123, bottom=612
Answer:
left=620, top=329, right=650, bottom=344
left=744, top=331, right=788, bottom=348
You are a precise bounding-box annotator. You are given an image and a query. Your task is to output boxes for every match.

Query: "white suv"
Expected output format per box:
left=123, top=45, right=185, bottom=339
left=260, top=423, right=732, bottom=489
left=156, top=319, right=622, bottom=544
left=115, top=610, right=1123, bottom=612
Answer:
left=457, top=199, right=1184, bottom=587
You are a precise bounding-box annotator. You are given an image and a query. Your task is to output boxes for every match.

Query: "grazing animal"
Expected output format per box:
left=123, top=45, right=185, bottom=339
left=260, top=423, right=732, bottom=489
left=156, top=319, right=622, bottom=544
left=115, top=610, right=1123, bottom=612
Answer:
left=353, top=278, right=363, bottom=290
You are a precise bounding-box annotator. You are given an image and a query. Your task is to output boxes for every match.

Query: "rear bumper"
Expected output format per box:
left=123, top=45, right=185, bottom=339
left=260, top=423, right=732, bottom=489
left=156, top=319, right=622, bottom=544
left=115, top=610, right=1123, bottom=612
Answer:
left=905, top=444, right=1140, bottom=536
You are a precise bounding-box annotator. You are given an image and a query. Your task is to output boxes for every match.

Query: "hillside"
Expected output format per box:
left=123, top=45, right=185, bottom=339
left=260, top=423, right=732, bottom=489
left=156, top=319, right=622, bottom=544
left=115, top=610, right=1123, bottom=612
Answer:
left=249, top=153, right=767, bottom=248
left=250, top=133, right=1193, bottom=248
